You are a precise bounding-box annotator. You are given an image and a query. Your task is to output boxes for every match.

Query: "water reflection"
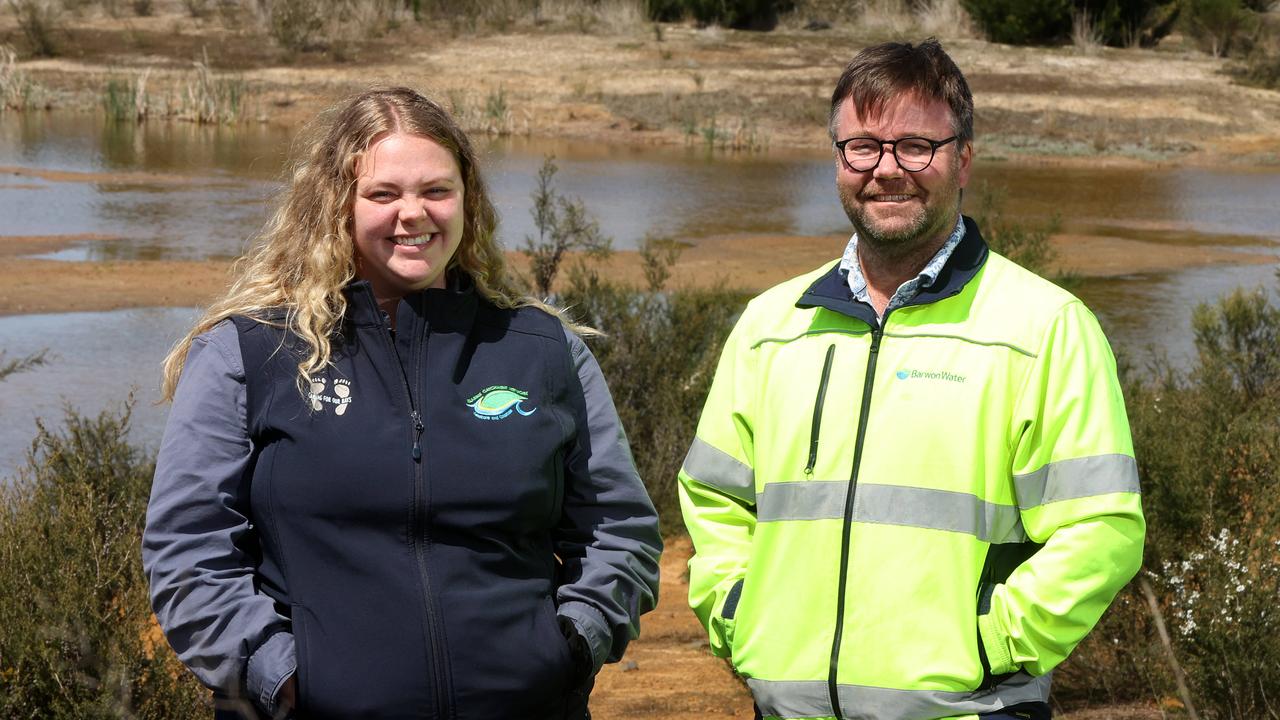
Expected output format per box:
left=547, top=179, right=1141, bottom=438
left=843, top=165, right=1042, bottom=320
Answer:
left=3, top=113, right=1280, bottom=478
left=4, top=114, right=1279, bottom=259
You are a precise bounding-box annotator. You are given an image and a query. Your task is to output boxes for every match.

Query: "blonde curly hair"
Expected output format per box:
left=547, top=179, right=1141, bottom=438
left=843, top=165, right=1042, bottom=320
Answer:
left=161, top=86, right=529, bottom=400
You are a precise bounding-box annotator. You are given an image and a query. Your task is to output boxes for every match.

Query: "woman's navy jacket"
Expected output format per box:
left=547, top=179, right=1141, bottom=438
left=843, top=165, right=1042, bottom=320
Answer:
left=143, top=280, right=663, bottom=719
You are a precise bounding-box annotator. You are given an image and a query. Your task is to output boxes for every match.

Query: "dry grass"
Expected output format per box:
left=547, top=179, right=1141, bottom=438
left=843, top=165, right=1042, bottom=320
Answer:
left=538, top=0, right=647, bottom=34
left=785, top=0, right=978, bottom=39
left=1071, top=10, right=1105, bottom=55
left=0, top=42, right=49, bottom=110
left=914, top=0, right=978, bottom=39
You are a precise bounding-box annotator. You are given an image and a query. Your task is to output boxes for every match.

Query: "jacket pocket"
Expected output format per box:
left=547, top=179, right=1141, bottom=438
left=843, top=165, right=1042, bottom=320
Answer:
left=976, top=583, right=1017, bottom=686
left=804, top=344, right=837, bottom=476
left=720, top=578, right=745, bottom=659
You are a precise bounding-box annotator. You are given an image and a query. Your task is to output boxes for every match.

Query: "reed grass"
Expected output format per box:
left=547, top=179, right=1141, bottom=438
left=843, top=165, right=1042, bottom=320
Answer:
left=101, top=70, right=149, bottom=121
left=180, top=51, right=244, bottom=124
left=0, top=44, right=50, bottom=111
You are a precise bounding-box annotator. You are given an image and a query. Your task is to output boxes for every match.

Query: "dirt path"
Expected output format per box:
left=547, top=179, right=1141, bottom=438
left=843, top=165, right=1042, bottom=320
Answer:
left=588, top=535, right=1163, bottom=720
left=591, top=534, right=753, bottom=719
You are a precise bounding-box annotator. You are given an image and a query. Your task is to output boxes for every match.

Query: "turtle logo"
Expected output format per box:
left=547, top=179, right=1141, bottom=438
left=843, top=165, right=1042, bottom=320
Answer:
left=308, top=378, right=353, bottom=416
left=466, top=385, right=537, bottom=421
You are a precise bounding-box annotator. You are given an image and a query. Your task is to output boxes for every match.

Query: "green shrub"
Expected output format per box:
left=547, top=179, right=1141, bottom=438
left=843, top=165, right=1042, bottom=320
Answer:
left=6, top=0, right=62, bottom=57
left=264, top=0, right=327, bottom=52
left=962, top=0, right=1178, bottom=46
left=522, top=155, right=613, bottom=298
left=0, top=407, right=209, bottom=718
left=559, top=249, right=747, bottom=528
left=961, top=0, right=1074, bottom=44
left=1058, top=281, right=1280, bottom=715
left=647, top=0, right=794, bottom=30
left=970, top=180, right=1071, bottom=285
left=1183, top=0, right=1253, bottom=57
left=0, top=349, right=45, bottom=380
left=1236, top=50, right=1280, bottom=89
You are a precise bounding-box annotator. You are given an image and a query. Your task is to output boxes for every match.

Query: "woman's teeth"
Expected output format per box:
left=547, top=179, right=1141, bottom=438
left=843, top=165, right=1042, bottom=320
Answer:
left=393, top=234, right=433, bottom=246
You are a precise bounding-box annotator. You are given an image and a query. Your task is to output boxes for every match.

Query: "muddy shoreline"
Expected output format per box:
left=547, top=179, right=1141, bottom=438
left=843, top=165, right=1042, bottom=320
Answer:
left=1, top=230, right=1274, bottom=317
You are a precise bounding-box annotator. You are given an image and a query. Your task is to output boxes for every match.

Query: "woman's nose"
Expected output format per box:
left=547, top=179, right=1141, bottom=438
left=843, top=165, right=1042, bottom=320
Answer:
left=398, top=196, right=428, bottom=222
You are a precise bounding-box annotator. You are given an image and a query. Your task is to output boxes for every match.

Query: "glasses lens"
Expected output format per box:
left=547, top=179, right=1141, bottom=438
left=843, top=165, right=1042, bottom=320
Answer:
left=895, top=139, right=934, bottom=171
left=844, top=139, right=882, bottom=170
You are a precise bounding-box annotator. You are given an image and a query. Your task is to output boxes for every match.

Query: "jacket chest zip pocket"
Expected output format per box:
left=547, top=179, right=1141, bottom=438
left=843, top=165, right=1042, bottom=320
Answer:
left=804, top=344, right=837, bottom=476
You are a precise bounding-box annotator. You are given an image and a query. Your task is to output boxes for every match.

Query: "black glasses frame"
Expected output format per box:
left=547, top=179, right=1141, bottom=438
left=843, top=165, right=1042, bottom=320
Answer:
left=834, top=135, right=959, bottom=173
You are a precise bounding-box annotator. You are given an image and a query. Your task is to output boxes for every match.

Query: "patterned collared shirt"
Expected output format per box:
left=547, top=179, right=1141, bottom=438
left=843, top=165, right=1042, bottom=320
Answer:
left=839, top=215, right=966, bottom=321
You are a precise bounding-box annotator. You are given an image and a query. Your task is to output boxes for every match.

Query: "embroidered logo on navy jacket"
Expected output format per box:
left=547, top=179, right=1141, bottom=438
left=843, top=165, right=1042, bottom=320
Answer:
left=466, top=385, right=537, bottom=420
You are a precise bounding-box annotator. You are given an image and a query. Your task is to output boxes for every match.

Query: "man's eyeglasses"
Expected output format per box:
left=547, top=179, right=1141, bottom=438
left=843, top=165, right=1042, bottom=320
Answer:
left=834, top=135, right=958, bottom=173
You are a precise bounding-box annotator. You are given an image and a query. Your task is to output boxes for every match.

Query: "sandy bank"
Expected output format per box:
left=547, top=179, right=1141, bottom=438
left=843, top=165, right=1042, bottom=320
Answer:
left=0, top=231, right=1272, bottom=317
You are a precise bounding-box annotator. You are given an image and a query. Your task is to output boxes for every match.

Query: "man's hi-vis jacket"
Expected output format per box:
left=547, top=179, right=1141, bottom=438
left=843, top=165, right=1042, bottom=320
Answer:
left=678, top=217, right=1145, bottom=720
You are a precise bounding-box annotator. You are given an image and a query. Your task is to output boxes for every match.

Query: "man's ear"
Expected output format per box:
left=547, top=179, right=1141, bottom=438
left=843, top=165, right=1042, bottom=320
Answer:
left=957, top=140, right=973, bottom=189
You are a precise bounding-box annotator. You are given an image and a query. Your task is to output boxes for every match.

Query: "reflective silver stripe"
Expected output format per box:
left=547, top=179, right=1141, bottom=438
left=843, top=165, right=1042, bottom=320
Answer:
left=757, top=481, right=846, bottom=521
left=1014, top=454, right=1140, bottom=509
left=682, top=437, right=755, bottom=504
left=748, top=672, right=1052, bottom=720
left=757, top=482, right=1026, bottom=544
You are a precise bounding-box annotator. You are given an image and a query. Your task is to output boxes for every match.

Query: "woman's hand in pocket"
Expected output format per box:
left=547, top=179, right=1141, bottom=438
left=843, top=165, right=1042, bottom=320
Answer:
left=274, top=674, right=297, bottom=719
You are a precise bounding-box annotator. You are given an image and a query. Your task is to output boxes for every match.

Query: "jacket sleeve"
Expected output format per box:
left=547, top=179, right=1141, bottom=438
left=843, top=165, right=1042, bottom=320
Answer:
left=554, top=328, right=663, bottom=674
left=142, top=320, right=295, bottom=716
left=676, top=314, right=758, bottom=658
left=979, top=300, right=1146, bottom=677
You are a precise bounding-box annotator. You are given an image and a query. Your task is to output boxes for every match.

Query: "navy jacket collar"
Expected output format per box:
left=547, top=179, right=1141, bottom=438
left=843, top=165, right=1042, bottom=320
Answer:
left=346, top=271, right=480, bottom=335
left=796, top=215, right=989, bottom=326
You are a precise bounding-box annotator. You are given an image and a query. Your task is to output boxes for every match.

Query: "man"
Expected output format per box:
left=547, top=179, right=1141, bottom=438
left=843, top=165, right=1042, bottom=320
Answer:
left=678, top=39, right=1144, bottom=720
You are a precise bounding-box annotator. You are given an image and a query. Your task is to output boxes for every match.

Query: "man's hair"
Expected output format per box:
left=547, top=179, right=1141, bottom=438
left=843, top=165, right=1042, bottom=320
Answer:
left=827, top=38, right=973, bottom=147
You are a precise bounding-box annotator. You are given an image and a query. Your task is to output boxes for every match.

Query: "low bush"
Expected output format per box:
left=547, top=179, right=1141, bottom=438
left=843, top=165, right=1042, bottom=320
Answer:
left=970, top=180, right=1070, bottom=284
left=962, top=0, right=1179, bottom=46
left=1057, top=280, right=1280, bottom=716
left=0, top=406, right=208, bottom=718
left=1183, top=0, right=1254, bottom=57
left=647, top=0, right=795, bottom=30
left=560, top=246, right=747, bottom=527
left=6, top=0, right=62, bottom=57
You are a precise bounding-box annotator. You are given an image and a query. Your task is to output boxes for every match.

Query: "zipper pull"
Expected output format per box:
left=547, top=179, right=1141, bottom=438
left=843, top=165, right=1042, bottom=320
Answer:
left=411, top=410, right=424, bottom=461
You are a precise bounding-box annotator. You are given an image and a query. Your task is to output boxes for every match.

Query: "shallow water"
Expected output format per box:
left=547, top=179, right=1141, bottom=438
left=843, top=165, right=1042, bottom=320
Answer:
left=1, top=113, right=1279, bottom=478
left=0, top=308, right=198, bottom=479
left=5, top=114, right=1280, bottom=257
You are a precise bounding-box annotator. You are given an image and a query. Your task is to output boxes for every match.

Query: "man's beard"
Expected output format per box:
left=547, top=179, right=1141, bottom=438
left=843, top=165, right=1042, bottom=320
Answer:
left=838, top=171, right=961, bottom=261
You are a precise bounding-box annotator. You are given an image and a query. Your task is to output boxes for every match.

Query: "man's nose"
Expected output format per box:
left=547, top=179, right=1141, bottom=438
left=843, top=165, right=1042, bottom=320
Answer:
left=872, top=143, right=904, bottom=179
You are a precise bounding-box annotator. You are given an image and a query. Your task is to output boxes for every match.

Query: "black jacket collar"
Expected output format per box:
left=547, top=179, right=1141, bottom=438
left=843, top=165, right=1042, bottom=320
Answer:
left=346, top=270, right=481, bottom=334
left=796, top=215, right=989, bottom=326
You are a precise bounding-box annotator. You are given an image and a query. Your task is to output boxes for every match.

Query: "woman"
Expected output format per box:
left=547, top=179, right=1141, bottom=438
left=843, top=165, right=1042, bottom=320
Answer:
left=143, top=87, right=662, bottom=720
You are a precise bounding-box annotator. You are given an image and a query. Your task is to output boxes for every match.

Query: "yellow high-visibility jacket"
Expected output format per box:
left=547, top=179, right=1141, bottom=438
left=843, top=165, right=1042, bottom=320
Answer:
left=679, top=218, right=1145, bottom=720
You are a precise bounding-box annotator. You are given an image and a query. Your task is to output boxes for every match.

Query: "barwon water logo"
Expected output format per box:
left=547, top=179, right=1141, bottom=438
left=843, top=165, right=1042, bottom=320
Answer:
left=467, top=385, right=537, bottom=421
left=309, top=378, right=353, bottom=415
left=895, top=368, right=966, bottom=384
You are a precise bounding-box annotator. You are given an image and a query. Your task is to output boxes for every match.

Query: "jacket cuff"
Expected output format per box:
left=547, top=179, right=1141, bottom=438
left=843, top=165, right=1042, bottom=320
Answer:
left=977, top=612, right=1016, bottom=676
left=246, top=631, right=296, bottom=716
left=558, top=601, right=610, bottom=673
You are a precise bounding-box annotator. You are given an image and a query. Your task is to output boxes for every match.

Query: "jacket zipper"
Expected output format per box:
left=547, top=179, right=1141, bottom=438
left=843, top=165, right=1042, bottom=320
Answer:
left=379, top=309, right=451, bottom=718
left=827, top=326, right=882, bottom=720
left=805, top=344, right=837, bottom=476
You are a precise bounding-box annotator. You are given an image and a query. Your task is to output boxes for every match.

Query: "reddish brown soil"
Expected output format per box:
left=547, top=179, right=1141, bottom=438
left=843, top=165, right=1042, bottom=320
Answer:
left=591, top=535, right=753, bottom=719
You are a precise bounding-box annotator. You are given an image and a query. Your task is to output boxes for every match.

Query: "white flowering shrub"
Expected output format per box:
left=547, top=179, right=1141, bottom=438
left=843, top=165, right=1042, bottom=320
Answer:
left=1056, top=278, right=1280, bottom=716
left=1156, top=528, right=1280, bottom=718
